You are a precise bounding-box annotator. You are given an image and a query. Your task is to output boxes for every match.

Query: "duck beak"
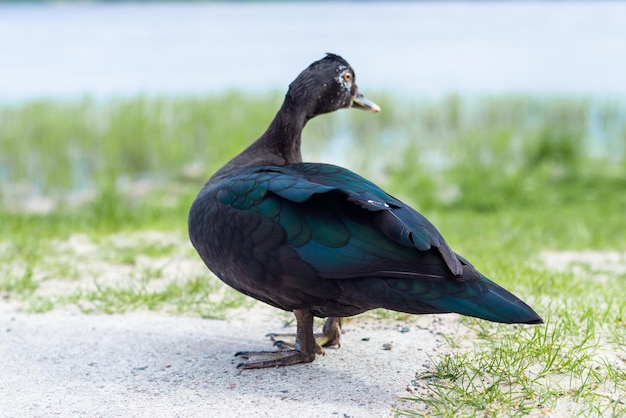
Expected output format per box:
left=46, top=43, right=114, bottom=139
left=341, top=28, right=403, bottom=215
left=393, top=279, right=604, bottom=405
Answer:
left=352, top=90, right=381, bottom=113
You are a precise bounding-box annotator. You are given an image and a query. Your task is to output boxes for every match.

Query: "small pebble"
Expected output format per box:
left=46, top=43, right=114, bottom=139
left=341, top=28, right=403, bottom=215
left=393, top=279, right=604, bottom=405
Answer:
left=382, top=342, right=393, bottom=350
left=361, top=337, right=370, bottom=341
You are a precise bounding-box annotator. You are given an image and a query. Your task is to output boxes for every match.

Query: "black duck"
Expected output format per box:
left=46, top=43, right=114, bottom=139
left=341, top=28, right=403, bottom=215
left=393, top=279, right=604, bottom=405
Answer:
left=188, top=53, right=542, bottom=369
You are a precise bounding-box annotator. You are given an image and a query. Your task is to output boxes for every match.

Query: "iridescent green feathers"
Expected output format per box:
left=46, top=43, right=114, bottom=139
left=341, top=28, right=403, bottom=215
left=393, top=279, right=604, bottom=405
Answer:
left=210, top=162, right=542, bottom=324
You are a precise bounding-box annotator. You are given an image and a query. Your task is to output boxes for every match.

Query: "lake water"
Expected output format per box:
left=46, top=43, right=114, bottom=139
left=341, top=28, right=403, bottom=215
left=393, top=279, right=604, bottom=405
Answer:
left=1, top=1, right=626, bottom=102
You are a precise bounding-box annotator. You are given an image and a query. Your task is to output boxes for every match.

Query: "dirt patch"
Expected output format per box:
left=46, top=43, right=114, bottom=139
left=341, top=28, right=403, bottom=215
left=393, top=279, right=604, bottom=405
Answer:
left=1, top=307, right=460, bottom=417
left=539, top=250, right=626, bottom=281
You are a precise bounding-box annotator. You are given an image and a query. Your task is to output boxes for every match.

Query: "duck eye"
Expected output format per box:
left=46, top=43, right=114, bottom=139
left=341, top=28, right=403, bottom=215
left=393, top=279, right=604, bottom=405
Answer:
left=342, top=72, right=352, bottom=82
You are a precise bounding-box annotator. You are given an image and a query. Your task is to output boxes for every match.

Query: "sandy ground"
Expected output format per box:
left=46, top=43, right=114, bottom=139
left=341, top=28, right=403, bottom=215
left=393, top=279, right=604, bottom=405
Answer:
left=1, top=304, right=460, bottom=417
left=3, top=244, right=624, bottom=417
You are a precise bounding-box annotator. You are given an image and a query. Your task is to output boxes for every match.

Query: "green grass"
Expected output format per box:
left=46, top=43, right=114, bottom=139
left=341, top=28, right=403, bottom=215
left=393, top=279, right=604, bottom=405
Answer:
left=398, top=288, right=625, bottom=416
left=2, top=94, right=624, bottom=202
left=0, top=93, right=280, bottom=195
left=1, top=94, right=625, bottom=416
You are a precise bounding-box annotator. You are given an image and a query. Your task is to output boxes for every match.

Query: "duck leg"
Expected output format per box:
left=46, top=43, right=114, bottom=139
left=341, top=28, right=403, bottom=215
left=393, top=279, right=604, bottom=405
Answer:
left=319, top=317, right=343, bottom=347
left=267, top=316, right=343, bottom=349
left=235, top=309, right=322, bottom=369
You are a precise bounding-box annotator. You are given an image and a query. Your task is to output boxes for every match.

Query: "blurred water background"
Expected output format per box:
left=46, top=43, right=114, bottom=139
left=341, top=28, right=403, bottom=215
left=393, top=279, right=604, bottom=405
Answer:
left=1, top=1, right=625, bottom=101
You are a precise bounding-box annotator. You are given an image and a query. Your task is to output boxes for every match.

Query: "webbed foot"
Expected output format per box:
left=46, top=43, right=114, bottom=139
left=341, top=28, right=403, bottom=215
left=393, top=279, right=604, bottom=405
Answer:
left=235, top=348, right=317, bottom=369
left=235, top=309, right=322, bottom=369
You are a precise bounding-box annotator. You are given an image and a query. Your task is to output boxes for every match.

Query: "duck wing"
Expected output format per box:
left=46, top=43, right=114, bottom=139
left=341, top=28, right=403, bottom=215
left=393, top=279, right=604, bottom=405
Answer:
left=217, top=163, right=462, bottom=275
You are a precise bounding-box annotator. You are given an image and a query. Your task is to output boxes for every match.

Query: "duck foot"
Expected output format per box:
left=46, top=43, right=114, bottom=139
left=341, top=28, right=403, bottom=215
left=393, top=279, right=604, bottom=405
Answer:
left=235, top=309, right=323, bottom=369
left=267, top=316, right=343, bottom=349
left=235, top=348, right=319, bottom=369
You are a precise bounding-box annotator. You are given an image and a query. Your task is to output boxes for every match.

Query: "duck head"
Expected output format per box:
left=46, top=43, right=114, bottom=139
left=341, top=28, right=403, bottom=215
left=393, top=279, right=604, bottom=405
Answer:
left=286, top=53, right=380, bottom=119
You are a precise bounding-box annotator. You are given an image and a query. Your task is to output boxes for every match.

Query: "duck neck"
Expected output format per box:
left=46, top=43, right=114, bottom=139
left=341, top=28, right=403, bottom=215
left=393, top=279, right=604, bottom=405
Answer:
left=211, top=95, right=310, bottom=180
left=258, top=97, right=308, bottom=165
